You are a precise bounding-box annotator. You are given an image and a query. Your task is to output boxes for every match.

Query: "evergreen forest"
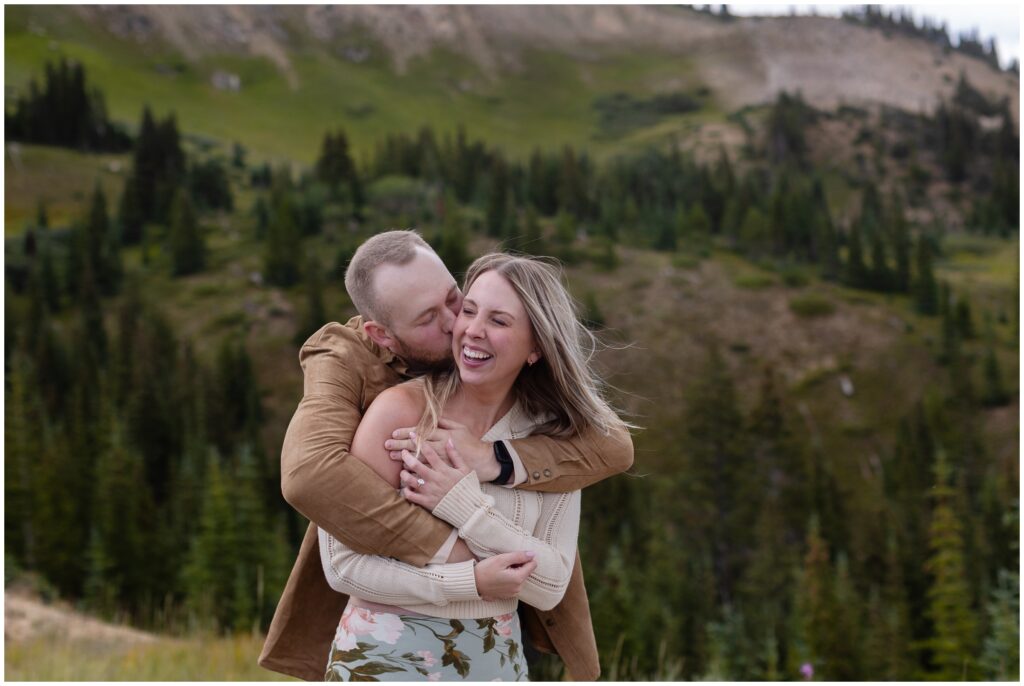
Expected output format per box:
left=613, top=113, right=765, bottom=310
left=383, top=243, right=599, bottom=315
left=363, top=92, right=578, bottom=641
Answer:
left=4, top=11, right=1020, bottom=681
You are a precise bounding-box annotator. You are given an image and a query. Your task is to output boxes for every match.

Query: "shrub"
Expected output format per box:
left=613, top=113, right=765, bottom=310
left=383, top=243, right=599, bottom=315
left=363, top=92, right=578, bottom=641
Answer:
left=789, top=294, right=836, bottom=318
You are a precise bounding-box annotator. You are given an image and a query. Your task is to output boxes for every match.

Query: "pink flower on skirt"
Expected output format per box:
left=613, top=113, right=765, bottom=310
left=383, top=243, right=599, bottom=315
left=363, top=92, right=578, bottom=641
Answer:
left=417, top=650, right=437, bottom=667
left=427, top=672, right=442, bottom=681
left=335, top=606, right=406, bottom=648
left=495, top=612, right=516, bottom=638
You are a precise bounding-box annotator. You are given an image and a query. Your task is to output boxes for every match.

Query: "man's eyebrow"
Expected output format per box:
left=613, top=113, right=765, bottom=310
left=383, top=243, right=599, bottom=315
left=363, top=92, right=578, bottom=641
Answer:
left=415, top=286, right=458, bottom=321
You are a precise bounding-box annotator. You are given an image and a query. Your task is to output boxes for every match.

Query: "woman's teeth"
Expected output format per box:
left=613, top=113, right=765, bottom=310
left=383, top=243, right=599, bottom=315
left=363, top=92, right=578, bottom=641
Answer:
left=463, top=346, right=492, bottom=360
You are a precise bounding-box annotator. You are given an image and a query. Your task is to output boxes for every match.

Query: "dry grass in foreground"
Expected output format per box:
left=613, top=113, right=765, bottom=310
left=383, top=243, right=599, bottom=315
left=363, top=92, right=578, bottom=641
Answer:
left=4, top=590, right=295, bottom=681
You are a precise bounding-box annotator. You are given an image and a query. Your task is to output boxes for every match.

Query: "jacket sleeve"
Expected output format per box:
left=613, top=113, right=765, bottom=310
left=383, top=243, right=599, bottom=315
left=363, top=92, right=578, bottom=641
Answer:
left=280, top=328, right=453, bottom=567
left=318, top=527, right=481, bottom=607
left=432, top=472, right=580, bottom=611
left=506, top=421, right=634, bottom=492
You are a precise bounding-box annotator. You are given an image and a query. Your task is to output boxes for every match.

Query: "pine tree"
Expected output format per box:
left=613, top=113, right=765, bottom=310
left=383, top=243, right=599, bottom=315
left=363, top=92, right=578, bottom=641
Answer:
left=682, top=345, right=751, bottom=603
left=89, top=411, right=151, bottom=612
left=845, top=223, right=869, bottom=288
left=913, top=235, right=938, bottom=314
left=980, top=347, right=1009, bottom=407
left=954, top=297, right=974, bottom=339
left=485, top=160, right=508, bottom=238
left=263, top=182, right=302, bottom=287
left=36, top=200, right=49, bottom=229
left=294, top=254, right=326, bottom=347
left=315, top=130, right=354, bottom=194
left=739, top=206, right=771, bottom=255
left=4, top=354, right=42, bottom=569
left=922, top=448, right=978, bottom=679
left=520, top=205, right=544, bottom=256
left=85, top=183, right=122, bottom=295
left=253, top=195, right=269, bottom=240
left=868, top=228, right=892, bottom=291
left=434, top=190, right=470, bottom=279
left=169, top=189, right=205, bottom=276
left=654, top=213, right=677, bottom=251
left=889, top=192, right=912, bottom=292
left=686, top=203, right=711, bottom=236
left=796, top=514, right=846, bottom=679
left=183, top=456, right=235, bottom=630
left=875, top=530, right=915, bottom=679
left=979, top=502, right=1018, bottom=680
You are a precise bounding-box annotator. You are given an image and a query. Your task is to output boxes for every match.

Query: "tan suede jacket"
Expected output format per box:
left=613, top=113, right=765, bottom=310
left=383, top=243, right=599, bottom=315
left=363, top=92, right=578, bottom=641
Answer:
left=258, top=318, right=634, bottom=681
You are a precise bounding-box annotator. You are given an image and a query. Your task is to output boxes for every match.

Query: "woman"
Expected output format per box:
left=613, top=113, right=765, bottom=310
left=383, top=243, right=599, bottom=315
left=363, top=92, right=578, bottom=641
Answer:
left=318, top=253, right=626, bottom=681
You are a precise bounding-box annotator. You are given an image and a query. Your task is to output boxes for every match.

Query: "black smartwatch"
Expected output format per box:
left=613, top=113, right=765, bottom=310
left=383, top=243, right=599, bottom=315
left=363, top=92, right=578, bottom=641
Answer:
left=491, top=440, right=514, bottom=485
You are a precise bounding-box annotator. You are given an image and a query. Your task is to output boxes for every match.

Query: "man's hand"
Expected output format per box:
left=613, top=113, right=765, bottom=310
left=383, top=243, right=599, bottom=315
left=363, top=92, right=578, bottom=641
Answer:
left=399, top=439, right=471, bottom=511
left=474, top=551, right=537, bottom=601
left=386, top=418, right=500, bottom=482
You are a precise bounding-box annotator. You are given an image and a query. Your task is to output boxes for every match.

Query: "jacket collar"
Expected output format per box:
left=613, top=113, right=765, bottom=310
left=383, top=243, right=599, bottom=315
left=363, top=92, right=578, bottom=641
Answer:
left=344, top=315, right=411, bottom=378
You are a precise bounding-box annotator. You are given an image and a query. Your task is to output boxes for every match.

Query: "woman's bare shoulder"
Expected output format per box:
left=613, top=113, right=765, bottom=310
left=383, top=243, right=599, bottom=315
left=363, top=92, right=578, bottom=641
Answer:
left=369, top=381, right=426, bottom=425
left=351, top=382, right=427, bottom=487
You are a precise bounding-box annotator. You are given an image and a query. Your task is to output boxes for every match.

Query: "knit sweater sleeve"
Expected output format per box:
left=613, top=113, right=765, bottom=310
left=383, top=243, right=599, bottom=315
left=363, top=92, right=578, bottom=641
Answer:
left=432, top=472, right=580, bottom=611
left=317, top=527, right=481, bottom=606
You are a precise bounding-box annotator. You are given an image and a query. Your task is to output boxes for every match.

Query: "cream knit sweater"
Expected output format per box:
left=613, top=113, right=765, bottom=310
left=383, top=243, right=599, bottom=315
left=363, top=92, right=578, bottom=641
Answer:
left=318, top=403, right=581, bottom=617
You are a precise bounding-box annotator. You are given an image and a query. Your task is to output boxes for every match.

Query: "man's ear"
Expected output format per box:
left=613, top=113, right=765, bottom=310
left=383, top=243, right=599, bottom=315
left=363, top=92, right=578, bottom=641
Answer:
left=363, top=320, right=397, bottom=352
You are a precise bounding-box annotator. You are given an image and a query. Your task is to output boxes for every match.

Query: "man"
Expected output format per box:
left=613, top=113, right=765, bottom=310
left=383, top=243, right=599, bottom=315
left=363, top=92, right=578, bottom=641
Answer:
left=259, top=230, right=633, bottom=680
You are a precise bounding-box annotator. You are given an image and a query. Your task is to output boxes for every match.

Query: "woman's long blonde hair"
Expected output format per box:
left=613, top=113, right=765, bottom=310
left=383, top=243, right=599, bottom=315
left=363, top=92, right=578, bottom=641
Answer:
left=413, top=252, right=625, bottom=443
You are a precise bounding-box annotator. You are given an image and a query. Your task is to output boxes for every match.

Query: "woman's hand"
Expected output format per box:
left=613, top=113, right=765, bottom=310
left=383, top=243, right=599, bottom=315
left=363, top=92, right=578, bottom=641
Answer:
left=473, top=551, right=537, bottom=601
left=399, top=439, right=471, bottom=511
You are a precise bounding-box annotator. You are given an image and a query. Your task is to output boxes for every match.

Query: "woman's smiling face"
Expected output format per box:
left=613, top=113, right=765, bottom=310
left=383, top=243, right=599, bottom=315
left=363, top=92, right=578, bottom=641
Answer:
left=454, top=270, right=538, bottom=389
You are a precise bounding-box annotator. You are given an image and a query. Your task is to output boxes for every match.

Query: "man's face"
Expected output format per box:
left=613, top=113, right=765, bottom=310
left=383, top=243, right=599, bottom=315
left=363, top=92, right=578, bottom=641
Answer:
left=372, top=248, right=462, bottom=371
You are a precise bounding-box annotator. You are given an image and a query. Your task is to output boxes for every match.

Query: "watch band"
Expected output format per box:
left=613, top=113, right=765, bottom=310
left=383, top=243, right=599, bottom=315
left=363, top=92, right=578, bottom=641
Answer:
left=490, top=440, right=514, bottom=485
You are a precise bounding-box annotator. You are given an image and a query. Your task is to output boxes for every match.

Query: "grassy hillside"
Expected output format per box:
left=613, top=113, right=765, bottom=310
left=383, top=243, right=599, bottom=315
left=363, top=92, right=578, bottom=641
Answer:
left=5, top=6, right=714, bottom=165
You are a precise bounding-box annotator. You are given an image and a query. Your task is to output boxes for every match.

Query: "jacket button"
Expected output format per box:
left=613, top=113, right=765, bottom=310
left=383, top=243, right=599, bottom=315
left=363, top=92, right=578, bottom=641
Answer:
left=543, top=468, right=552, bottom=477
left=532, top=471, right=541, bottom=480
left=545, top=618, right=556, bottom=627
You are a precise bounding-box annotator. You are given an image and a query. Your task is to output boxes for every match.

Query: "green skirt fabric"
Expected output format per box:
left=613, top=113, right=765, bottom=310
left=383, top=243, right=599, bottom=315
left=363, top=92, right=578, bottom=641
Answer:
left=325, top=604, right=529, bottom=682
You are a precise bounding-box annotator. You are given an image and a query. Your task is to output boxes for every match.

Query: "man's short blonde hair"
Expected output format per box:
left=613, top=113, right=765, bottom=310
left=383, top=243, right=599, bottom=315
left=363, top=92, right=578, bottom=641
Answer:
left=344, top=230, right=432, bottom=323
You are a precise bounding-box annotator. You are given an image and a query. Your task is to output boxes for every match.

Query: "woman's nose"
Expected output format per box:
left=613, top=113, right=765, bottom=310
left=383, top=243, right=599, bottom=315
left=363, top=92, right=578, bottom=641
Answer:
left=466, top=317, right=484, bottom=338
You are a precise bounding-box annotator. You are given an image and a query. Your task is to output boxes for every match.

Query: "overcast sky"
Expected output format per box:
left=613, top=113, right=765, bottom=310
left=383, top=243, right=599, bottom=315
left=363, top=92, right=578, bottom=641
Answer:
left=725, top=3, right=1021, bottom=68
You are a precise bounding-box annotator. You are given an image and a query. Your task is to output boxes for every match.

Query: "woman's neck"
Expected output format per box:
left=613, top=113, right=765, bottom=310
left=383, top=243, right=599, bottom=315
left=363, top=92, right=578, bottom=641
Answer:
left=447, top=381, right=516, bottom=438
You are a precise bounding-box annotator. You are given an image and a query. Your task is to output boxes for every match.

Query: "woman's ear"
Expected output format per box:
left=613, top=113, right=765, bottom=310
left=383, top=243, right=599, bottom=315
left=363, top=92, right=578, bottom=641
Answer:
left=527, top=351, right=542, bottom=366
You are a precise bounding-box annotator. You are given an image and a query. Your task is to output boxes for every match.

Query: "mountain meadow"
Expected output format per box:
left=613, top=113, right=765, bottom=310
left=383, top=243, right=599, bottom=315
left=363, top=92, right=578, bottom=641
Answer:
left=4, top=4, right=1020, bottom=681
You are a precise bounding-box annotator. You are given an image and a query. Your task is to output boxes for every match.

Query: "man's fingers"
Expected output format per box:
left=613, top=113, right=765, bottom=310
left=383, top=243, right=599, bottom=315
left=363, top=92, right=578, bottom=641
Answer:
left=445, top=438, right=466, bottom=471
left=385, top=438, right=417, bottom=456
left=391, top=427, right=415, bottom=440
left=419, top=441, right=443, bottom=469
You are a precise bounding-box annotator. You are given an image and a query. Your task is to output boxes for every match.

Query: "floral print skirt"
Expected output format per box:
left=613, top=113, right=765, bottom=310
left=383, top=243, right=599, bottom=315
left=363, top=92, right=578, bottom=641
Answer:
left=325, top=604, right=529, bottom=682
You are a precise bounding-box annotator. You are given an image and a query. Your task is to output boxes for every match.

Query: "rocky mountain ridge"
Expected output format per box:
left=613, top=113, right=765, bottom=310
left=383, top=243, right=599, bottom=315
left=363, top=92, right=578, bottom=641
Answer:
left=77, top=4, right=1018, bottom=121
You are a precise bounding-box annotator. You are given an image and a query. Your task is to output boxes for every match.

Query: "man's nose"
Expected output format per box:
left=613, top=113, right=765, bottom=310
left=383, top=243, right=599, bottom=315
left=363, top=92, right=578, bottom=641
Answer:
left=440, top=305, right=456, bottom=334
